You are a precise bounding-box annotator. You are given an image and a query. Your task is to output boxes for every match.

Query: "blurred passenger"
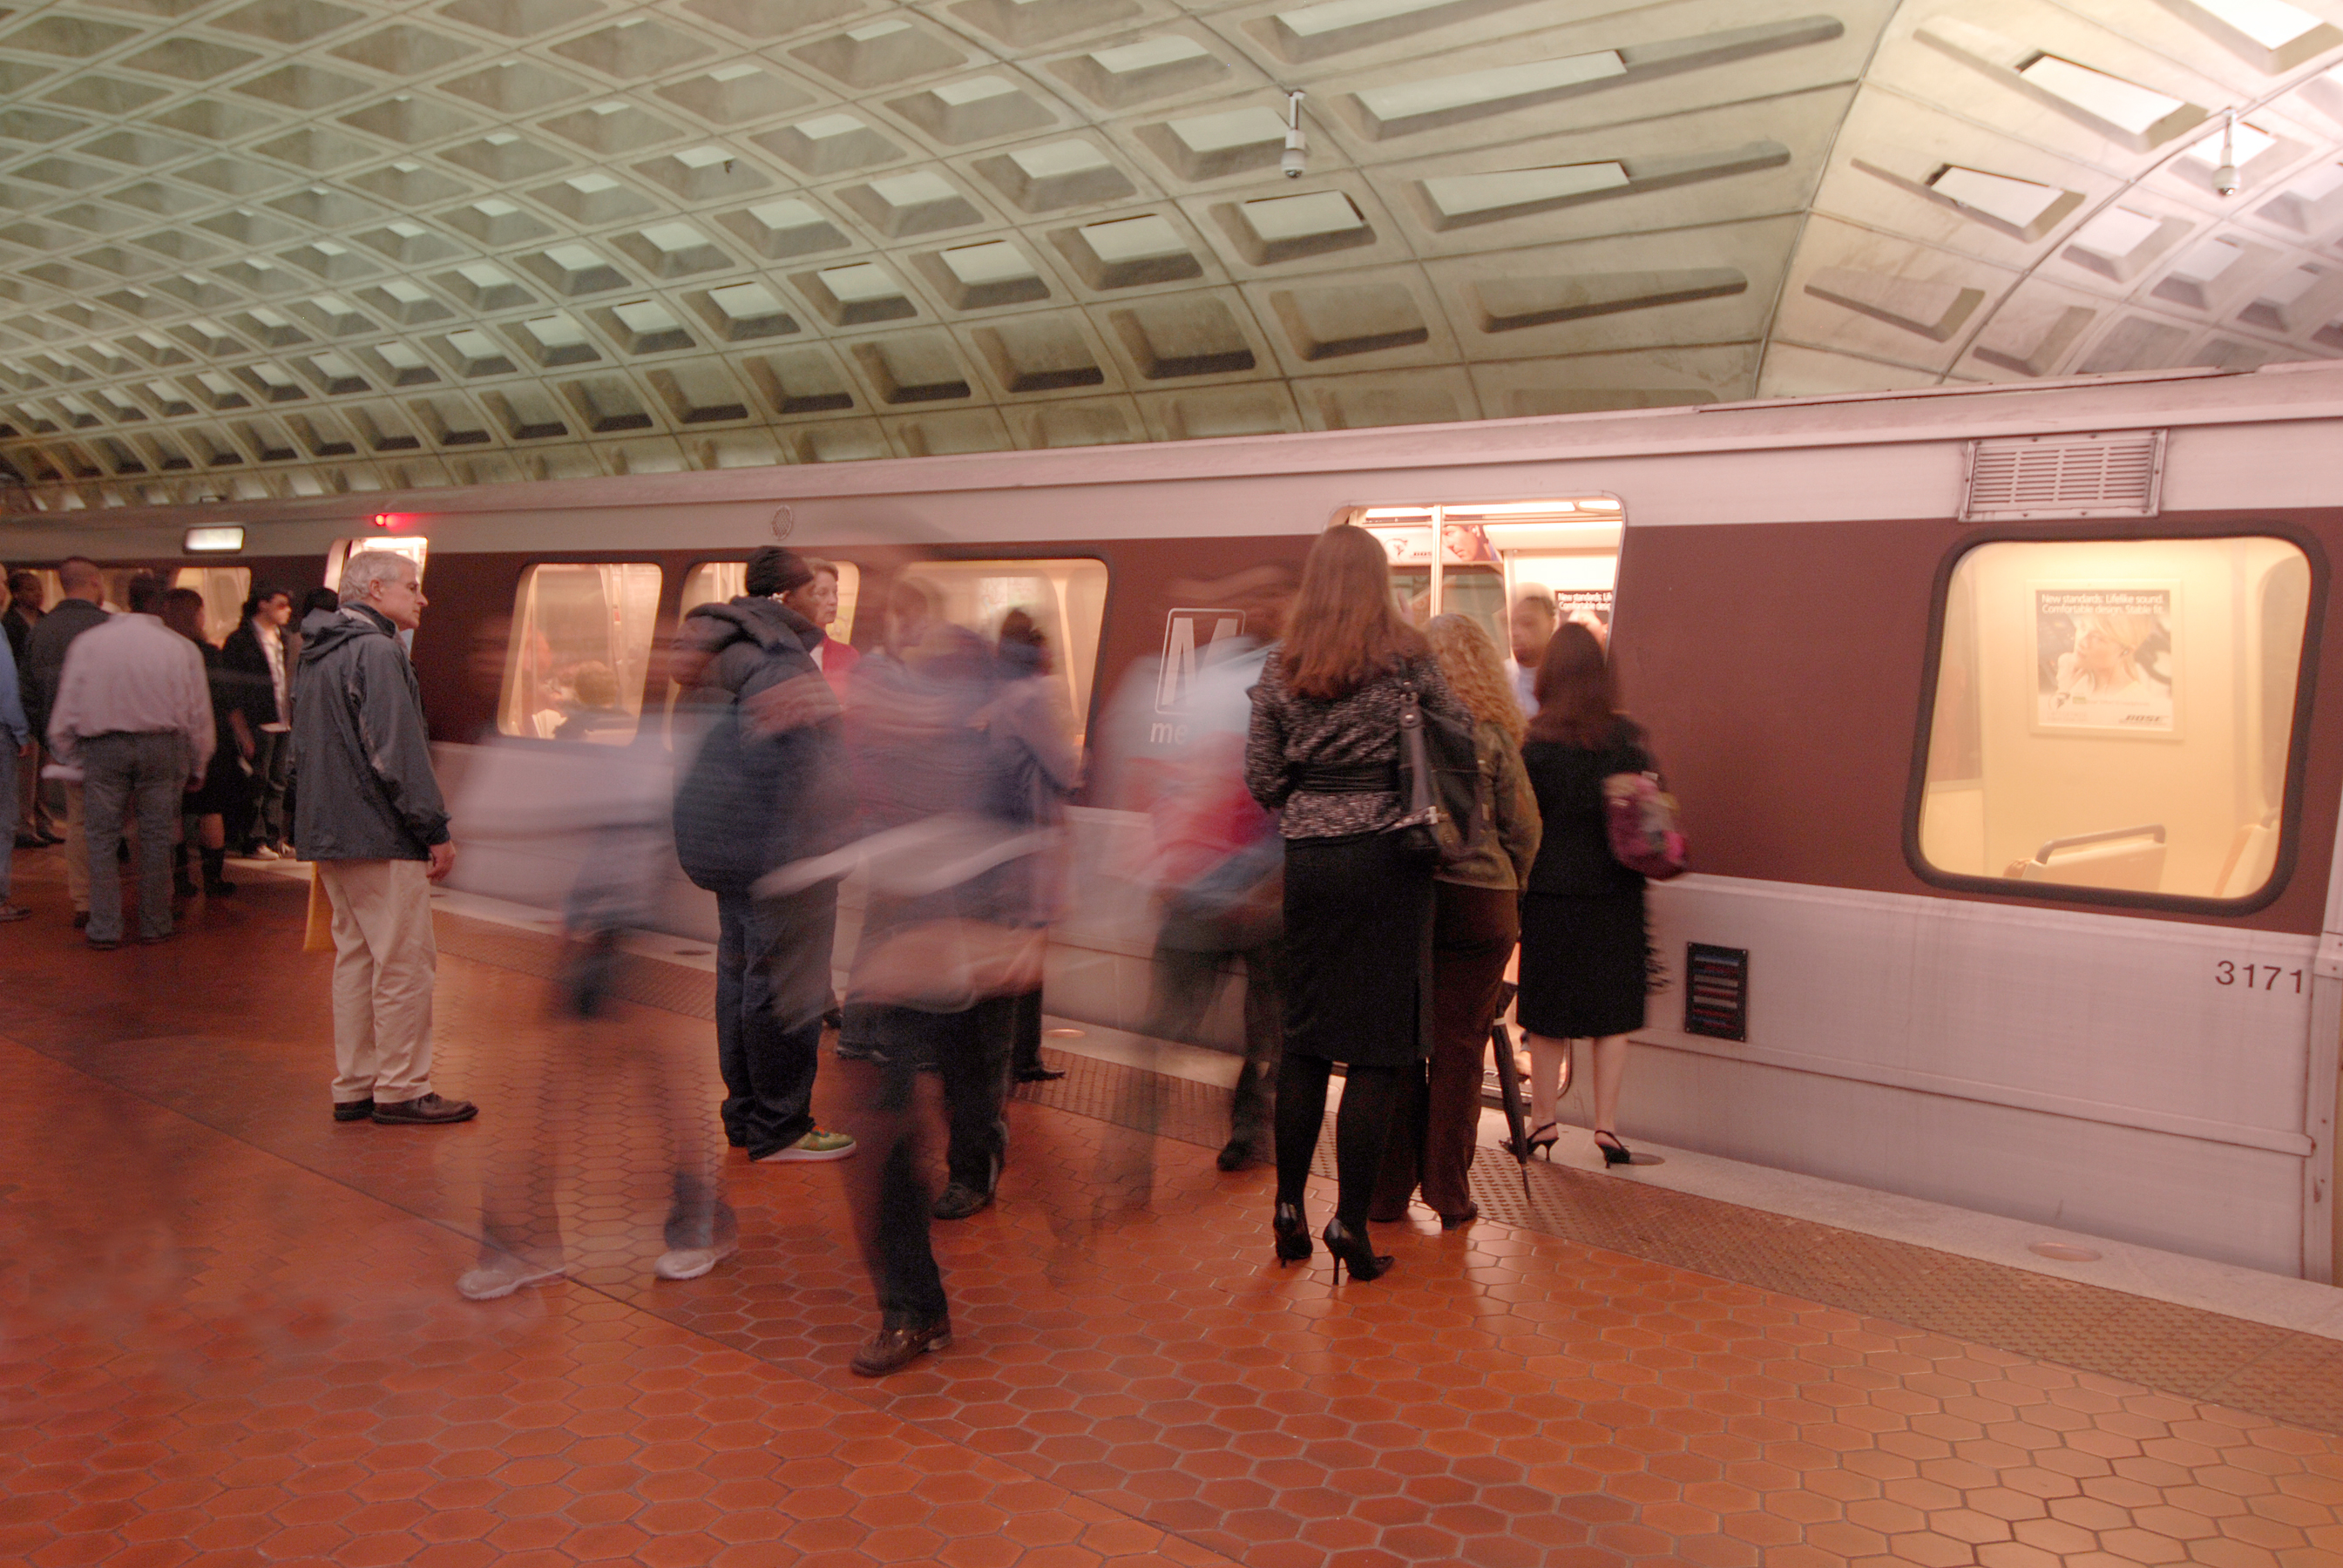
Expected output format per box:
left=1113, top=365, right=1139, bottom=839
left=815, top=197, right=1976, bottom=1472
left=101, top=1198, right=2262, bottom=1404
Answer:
left=159, top=587, right=254, bottom=900
left=782, top=557, right=862, bottom=693
left=295, top=551, right=473, bottom=1126
left=0, top=613, right=30, bottom=923
left=4, top=571, right=53, bottom=848
left=671, top=545, right=857, bottom=1166
left=984, top=609, right=1080, bottom=1091
left=221, top=587, right=295, bottom=858
left=1244, top=524, right=1470, bottom=1283
left=1505, top=586, right=1556, bottom=717
left=48, top=572, right=212, bottom=950
left=827, top=581, right=1039, bottom=1372
left=24, top=558, right=112, bottom=926
left=1137, top=568, right=1297, bottom=1172
left=1369, top=615, right=1540, bottom=1228
left=457, top=742, right=735, bottom=1300
left=1518, top=622, right=1650, bottom=1168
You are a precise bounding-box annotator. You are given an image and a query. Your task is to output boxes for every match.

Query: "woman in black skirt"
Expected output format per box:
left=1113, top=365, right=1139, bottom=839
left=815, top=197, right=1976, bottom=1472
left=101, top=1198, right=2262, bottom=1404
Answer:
left=1244, top=524, right=1473, bottom=1281
left=1518, top=621, right=1651, bottom=1167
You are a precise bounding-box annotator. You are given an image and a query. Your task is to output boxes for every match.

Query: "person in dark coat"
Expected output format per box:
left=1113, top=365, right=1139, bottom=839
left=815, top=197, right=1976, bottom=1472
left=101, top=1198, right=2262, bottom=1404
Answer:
left=3, top=571, right=53, bottom=848
left=1517, top=621, right=1653, bottom=1168
left=1243, top=524, right=1474, bottom=1285
left=159, top=587, right=254, bottom=898
left=24, top=558, right=112, bottom=924
left=295, top=550, right=473, bottom=1127
left=220, top=586, right=295, bottom=857
left=670, top=545, right=857, bottom=1166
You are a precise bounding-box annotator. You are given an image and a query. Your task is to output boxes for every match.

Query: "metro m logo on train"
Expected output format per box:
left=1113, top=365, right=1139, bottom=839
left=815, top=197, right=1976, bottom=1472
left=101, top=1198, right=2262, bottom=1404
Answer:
left=1152, top=607, right=1246, bottom=731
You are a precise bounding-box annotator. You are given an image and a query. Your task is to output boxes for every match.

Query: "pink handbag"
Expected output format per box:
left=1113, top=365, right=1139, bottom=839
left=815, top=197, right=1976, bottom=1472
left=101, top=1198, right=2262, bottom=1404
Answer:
left=1602, top=771, right=1687, bottom=881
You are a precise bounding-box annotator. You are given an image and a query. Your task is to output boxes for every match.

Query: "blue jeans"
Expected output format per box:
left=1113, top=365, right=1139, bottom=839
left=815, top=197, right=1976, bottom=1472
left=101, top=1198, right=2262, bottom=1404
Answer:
left=714, top=882, right=837, bottom=1159
left=81, top=732, right=186, bottom=943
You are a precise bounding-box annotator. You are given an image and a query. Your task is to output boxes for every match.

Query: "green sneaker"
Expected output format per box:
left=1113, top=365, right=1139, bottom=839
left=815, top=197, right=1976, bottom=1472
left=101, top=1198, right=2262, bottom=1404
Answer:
left=754, top=1128, right=857, bottom=1163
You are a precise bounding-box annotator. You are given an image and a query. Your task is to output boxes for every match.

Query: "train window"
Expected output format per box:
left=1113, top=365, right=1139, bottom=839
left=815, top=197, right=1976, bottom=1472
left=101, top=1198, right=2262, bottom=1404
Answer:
left=498, top=564, right=664, bottom=744
left=895, top=558, right=1108, bottom=744
left=1915, top=536, right=2313, bottom=904
left=171, top=567, right=249, bottom=645
left=678, top=558, right=860, bottom=644
left=324, top=536, right=428, bottom=592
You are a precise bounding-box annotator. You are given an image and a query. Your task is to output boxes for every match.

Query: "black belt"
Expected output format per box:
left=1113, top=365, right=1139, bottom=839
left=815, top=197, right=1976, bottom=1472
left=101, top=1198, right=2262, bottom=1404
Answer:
left=1293, top=763, right=1398, bottom=794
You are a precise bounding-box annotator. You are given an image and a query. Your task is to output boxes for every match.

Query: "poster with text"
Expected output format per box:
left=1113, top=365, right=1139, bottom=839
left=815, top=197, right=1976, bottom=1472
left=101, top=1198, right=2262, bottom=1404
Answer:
left=2034, top=584, right=2177, bottom=736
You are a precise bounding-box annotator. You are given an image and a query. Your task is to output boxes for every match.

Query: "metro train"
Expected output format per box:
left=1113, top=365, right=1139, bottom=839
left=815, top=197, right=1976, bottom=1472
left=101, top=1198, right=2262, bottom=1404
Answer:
left=13, top=360, right=2343, bottom=1282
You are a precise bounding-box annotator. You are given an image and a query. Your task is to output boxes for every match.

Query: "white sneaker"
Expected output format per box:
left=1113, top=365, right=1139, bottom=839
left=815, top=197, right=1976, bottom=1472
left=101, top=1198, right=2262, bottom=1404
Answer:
left=457, top=1259, right=565, bottom=1301
left=247, top=845, right=282, bottom=862
left=654, top=1239, right=740, bottom=1281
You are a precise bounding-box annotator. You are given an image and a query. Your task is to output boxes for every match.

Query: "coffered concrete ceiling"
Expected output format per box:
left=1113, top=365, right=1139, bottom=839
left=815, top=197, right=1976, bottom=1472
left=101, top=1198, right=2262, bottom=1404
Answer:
left=1, top=0, right=2340, bottom=513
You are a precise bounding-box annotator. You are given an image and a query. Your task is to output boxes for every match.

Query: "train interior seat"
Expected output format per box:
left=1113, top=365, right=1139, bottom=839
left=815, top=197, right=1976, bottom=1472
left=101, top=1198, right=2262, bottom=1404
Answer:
left=2214, top=816, right=2281, bottom=900
left=2007, top=827, right=2168, bottom=893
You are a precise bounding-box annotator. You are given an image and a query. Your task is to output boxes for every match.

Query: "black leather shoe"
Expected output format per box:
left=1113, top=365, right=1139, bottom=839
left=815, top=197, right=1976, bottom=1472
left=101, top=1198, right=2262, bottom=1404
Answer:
left=334, top=1099, right=375, bottom=1123
left=1015, top=1064, right=1066, bottom=1083
left=371, top=1093, right=478, bottom=1125
left=931, top=1181, right=992, bottom=1221
left=850, top=1317, right=951, bottom=1377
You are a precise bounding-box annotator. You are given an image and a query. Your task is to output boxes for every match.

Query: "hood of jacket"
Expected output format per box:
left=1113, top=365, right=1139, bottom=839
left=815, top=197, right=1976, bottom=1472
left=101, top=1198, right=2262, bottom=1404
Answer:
left=681, top=597, right=816, bottom=693
left=299, top=604, right=396, bottom=663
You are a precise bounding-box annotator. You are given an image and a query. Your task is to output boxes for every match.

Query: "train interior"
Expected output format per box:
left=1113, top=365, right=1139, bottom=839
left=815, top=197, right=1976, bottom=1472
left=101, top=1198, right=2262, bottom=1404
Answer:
left=1917, top=535, right=2313, bottom=902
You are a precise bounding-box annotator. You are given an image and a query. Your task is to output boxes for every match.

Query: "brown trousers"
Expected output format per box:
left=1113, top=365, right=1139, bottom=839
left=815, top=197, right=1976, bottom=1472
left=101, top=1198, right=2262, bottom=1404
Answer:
left=1371, top=882, right=1519, bottom=1221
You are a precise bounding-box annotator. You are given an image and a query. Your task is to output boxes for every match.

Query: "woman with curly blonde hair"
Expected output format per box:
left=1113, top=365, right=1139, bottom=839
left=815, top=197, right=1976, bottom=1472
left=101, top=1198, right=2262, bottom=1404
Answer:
left=1369, top=614, right=1540, bottom=1229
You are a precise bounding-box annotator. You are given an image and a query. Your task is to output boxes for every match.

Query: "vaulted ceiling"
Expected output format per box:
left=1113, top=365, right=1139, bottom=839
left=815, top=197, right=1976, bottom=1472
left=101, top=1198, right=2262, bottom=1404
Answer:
left=1, top=0, right=2340, bottom=514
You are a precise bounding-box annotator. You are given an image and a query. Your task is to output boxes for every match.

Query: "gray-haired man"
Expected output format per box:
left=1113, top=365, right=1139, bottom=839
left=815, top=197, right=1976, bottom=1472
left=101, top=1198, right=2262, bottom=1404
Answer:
left=295, top=550, right=474, bottom=1126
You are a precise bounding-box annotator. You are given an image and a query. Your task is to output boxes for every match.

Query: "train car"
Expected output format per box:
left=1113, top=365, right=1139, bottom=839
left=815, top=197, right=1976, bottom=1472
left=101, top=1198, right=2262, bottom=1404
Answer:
left=12, top=358, right=2343, bottom=1282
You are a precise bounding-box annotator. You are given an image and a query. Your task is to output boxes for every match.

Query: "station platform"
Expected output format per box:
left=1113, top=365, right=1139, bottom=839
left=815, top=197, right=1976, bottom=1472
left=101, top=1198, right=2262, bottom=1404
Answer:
left=5, top=844, right=2342, bottom=1568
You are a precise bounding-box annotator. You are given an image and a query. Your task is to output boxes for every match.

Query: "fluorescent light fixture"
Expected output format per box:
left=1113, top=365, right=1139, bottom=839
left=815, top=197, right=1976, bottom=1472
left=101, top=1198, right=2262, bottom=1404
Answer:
left=184, top=525, right=245, bottom=553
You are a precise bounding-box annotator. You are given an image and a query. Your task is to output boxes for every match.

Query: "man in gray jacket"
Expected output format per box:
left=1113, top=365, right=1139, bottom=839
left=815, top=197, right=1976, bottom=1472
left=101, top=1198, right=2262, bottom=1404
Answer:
left=295, top=549, right=475, bottom=1127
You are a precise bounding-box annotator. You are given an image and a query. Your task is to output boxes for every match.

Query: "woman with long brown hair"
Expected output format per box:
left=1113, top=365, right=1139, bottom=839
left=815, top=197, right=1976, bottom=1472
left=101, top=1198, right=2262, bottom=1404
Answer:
left=1244, top=524, right=1473, bottom=1281
left=1517, top=621, right=1652, bottom=1166
left=1369, top=614, right=1540, bottom=1228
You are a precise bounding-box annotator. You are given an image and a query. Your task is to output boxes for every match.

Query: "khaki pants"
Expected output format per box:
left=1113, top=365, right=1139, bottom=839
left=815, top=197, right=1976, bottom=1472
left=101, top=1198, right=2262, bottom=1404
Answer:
left=317, top=859, right=437, bottom=1106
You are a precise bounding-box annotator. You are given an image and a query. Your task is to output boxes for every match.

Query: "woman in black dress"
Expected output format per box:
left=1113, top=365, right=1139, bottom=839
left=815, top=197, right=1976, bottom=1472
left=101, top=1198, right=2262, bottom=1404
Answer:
left=1518, top=622, right=1651, bottom=1167
left=1244, top=524, right=1473, bottom=1281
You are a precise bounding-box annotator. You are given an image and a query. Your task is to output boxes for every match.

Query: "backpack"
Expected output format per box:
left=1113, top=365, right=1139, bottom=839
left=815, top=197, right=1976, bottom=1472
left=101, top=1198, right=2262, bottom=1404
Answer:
left=672, top=618, right=850, bottom=895
left=1395, top=679, right=1488, bottom=868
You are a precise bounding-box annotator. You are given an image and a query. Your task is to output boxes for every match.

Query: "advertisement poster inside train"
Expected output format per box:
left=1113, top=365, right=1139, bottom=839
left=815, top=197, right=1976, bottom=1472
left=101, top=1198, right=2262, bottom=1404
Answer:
left=2033, top=584, right=2177, bottom=736
left=1558, top=587, right=1615, bottom=638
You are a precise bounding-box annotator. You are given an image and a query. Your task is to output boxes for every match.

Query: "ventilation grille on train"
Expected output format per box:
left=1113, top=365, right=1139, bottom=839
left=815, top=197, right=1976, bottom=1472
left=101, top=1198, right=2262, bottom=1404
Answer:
left=1960, top=430, right=2165, bottom=521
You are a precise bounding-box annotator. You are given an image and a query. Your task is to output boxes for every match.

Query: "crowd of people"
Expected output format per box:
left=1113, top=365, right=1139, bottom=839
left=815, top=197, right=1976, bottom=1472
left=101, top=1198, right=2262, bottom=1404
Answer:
left=11, top=529, right=1661, bottom=1382
left=0, top=559, right=321, bottom=940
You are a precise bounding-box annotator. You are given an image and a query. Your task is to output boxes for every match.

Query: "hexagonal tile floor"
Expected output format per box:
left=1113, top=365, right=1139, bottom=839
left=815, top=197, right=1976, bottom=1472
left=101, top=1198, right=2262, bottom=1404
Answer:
left=3, top=849, right=2340, bottom=1568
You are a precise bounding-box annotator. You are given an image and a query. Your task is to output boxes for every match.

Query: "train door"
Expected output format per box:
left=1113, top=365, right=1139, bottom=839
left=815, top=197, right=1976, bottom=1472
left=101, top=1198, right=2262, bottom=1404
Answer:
left=1351, top=498, right=1625, bottom=665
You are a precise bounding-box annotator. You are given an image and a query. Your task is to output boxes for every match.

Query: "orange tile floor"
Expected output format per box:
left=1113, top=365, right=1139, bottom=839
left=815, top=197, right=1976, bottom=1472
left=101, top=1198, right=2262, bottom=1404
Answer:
left=4, top=851, right=2341, bottom=1568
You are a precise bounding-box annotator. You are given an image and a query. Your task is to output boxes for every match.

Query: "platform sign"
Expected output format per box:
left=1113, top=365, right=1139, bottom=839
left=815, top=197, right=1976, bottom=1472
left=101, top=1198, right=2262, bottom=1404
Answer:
left=1155, top=608, right=1244, bottom=714
left=1683, top=943, right=1748, bottom=1042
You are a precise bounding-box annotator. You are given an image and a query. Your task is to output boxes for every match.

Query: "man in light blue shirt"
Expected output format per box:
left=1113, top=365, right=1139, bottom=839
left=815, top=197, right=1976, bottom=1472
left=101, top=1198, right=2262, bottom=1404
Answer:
left=0, top=614, right=32, bottom=923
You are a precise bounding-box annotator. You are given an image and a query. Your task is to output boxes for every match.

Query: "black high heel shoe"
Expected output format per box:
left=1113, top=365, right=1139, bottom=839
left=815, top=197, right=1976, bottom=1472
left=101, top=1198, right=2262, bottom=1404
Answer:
left=1321, top=1219, right=1392, bottom=1283
left=1526, top=1121, right=1560, bottom=1159
left=1272, top=1201, right=1313, bottom=1266
left=1594, top=1130, right=1633, bottom=1167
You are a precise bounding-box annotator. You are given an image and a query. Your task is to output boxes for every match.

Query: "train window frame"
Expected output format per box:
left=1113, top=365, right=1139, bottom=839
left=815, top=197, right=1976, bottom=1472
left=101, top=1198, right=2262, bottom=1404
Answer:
left=497, top=560, right=666, bottom=746
left=1902, top=521, right=2327, bottom=916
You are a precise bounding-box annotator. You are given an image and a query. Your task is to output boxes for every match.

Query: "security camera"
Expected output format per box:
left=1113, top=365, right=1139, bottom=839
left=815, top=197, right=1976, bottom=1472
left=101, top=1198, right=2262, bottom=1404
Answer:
left=2214, top=162, right=2239, bottom=198
left=1282, top=89, right=1307, bottom=179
